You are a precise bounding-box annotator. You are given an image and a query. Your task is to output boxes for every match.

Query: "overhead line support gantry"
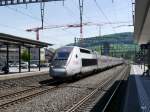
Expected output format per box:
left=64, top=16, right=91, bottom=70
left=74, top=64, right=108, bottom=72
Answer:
left=79, top=0, right=84, bottom=39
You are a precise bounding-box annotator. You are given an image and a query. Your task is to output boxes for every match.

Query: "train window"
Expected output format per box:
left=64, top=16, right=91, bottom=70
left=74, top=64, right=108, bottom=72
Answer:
left=82, top=58, right=97, bottom=66
left=80, top=49, right=91, bottom=54
left=54, top=52, right=70, bottom=60
left=54, top=47, right=73, bottom=60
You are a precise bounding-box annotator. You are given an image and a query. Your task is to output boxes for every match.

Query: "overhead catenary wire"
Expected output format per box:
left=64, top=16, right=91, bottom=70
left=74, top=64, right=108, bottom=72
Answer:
left=0, top=22, right=37, bottom=40
left=5, top=5, right=49, bottom=25
left=72, top=0, right=90, bottom=21
left=8, top=3, right=51, bottom=26
left=94, top=0, right=112, bottom=24
left=127, top=0, right=131, bottom=24
left=112, top=0, right=133, bottom=27
left=5, top=4, right=74, bottom=39
left=61, top=0, right=85, bottom=44
left=62, top=0, right=87, bottom=38
left=5, top=0, right=87, bottom=39
left=93, top=0, right=116, bottom=33
left=112, top=0, right=118, bottom=22
left=64, top=0, right=93, bottom=39
left=6, top=6, right=41, bottom=22
left=0, top=23, right=25, bottom=32
left=63, top=5, right=78, bottom=20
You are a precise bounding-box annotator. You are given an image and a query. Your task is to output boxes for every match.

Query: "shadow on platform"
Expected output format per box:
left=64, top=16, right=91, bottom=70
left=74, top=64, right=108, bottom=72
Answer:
left=90, top=79, right=128, bottom=112
left=90, top=75, right=150, bottom=112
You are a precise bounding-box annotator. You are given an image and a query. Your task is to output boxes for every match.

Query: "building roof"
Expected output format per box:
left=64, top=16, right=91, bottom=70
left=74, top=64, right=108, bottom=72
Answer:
left=134, top=0, right=150, bottom=44
left=0, top=33, right=53, bottom=47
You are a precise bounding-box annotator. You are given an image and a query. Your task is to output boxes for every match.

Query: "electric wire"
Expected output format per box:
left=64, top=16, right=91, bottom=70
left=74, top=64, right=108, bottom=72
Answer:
left=93, top=0, right=116, bottom=33
left=63, top=5, right=78, bottom=20
left=4, top=4, right=63, bottom=35
left=112, top=0, right=118, bottom=23
left=6, top=6, right=41, bottom=22
left=0, top=23, right=26, bottom=32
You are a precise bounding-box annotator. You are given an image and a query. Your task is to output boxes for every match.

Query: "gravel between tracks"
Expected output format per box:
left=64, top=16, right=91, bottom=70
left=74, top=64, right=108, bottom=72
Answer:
left=3, top=65, right=124, bottom=112
left=0, top=74, right=50, bottom=96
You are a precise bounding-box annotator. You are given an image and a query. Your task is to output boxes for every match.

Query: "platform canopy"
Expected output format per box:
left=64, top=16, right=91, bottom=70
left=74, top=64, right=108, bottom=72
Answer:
left=0, top=33, right=53, bottom=47
left=134, top=0, right=150, bottom=44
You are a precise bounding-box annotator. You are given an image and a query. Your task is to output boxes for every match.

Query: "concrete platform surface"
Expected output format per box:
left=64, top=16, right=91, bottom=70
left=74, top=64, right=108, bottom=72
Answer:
left=123, top=65, right=150, bottom=112
left=0, top=68, right=49, bottom=81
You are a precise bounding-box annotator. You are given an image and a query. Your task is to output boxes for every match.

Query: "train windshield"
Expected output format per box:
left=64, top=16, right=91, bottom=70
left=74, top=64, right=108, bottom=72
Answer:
left=54, top=47, right=73, bottom=60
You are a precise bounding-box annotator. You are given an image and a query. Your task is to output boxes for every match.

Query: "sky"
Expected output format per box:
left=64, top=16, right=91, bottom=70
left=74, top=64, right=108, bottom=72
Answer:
left=0, top=0, right=133, bottom=48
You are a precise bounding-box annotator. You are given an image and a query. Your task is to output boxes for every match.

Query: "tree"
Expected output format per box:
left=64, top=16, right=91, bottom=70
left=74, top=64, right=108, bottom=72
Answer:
left=21, top=49, right=31, bottom=62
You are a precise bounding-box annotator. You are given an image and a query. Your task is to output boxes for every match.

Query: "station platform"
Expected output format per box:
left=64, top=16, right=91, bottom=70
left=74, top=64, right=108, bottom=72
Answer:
left=123, top=65, right=150, bottom=112
left=0, top=68, right=49, bottom=81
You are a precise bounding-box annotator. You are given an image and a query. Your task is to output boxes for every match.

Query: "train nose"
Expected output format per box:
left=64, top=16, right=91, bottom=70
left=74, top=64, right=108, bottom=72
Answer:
left=50, top=67, right=67, bottom=78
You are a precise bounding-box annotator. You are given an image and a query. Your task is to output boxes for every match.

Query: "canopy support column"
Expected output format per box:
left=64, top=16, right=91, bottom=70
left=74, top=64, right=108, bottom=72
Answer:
left=19, top=45, right=21, bottom=73
left=6, top=44, right=9, bottom=71
left=39, top=48, right=41, bottom=71
left=28, top=47, right=31, bottom=72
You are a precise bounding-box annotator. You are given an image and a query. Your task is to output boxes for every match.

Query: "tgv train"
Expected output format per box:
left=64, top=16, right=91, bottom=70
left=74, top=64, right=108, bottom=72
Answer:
left=49, top=46, right=123, bottom=78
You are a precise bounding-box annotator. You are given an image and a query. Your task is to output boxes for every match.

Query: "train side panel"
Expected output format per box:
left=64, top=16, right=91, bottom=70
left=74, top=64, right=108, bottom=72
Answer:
left=80, top=48, right=98, bottom=74
left=65, top=47, right=82, bottom=76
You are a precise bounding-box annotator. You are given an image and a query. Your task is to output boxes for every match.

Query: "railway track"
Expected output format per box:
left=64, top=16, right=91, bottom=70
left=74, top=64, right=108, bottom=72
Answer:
left=0, top=86, right=39, bottom=100
left=0, top=65, right=126, bottom=111
left=66, top=65, right=129, bottom=112
left=101, top=65, right=130, bottom=112
left=0, top=81, right=59, bottom=110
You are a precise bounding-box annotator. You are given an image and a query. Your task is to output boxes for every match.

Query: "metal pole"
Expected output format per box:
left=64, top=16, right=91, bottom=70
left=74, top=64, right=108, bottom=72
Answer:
left=99, top=25, right=101, bottom=36
left=74, top=37, right=76, bottom=46
left=134, top=44, right=136, bottom=63
left=6, top=44, right=9, bottom=69
left=39, top=48, right=41, bottom=71
left=132, top=2, right=135, bottom=26
left=101, top=45, right=103, bottom=55
left=36, top=29, right=40, bottom=41
left=79, top=0, right=84, bottom=42
left=19, top=45, right=21, bottom=73
left=144, top=48, right=145, bottom=72
left=28, top=47, right=30, bottom=72
left=40, top=2, right=45, bottom=29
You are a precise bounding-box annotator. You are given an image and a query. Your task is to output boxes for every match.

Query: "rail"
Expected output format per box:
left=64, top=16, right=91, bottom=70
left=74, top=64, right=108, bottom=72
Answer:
left=101, top=65, right=130, bottom=112
left=66, top=65, right=127, bottom=112
left=0, top=80, right=58, bottom=110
